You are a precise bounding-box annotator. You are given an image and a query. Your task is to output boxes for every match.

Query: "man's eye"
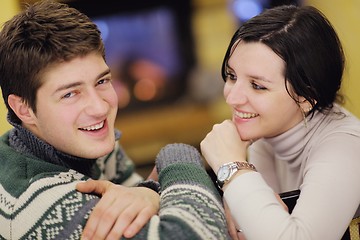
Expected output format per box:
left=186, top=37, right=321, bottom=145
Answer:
left=97, top=78, right=110, bottom=85
left=251, top=81, right=267, bottom=90
left=62, top=92, right=76, bottom=99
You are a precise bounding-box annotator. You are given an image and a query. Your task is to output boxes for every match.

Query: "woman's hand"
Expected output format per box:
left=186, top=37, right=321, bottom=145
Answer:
left=76, top=179, right=160, bottom=240
left=224, top=193, right=289, bottom=240
left=224, top=201, right=247, bottom=240
left=201, top=119, right=250, bottom=173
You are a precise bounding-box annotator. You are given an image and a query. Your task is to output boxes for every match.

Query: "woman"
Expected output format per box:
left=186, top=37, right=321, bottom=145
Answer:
left=201, top=5, right=360, bottom=240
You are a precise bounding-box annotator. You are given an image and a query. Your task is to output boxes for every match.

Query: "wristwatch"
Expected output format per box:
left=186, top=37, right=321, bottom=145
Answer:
left=216, top=161, right=257, bottom=189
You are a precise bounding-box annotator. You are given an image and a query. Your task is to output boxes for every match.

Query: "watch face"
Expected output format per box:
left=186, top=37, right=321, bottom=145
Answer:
left=217, top=165, right=230, bottom=181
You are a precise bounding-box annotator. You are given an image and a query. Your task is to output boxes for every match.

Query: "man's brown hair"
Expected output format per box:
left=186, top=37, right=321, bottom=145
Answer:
left=0, top=0, right=105, bottom=123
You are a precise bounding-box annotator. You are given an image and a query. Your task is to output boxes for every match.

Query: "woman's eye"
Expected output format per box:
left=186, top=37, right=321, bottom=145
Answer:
left=251, top=81, right=267, bottom=90
left=226, top=72, right=237, bottom=81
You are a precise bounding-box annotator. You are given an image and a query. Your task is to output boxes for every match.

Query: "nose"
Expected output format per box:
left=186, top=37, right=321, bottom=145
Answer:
left=84, top=90, right=108, bottom=117
left=224, top=81, right=248, bottom=106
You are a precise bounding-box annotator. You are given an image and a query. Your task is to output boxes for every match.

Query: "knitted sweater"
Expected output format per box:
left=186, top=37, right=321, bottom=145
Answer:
left=0, top=127, right=229, bottom=239
left=224, top=105, right=360, bottom=240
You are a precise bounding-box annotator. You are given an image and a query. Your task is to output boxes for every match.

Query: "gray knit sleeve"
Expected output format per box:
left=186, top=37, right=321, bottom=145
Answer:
left=135, top=143, right=231, bottom=240
left=156, top=143, right=204, bottom=174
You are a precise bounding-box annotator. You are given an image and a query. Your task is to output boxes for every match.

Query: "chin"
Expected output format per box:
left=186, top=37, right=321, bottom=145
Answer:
left=83, top=144, right=114, bottom=159
left=238, top=132, right=255, bottom=142
left=84, top=151, right=110, bottom=159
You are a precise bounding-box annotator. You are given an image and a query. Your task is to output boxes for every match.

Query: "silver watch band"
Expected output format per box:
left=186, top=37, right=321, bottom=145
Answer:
left=217, top=161, right=257, bottom=189
left=235, top=161, right=257, bottom=172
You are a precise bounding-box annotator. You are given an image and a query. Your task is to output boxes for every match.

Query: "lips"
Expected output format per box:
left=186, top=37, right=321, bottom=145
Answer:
left=234, top=110, right=259, bottom=119
left=79, top=121, right=105, bottom=131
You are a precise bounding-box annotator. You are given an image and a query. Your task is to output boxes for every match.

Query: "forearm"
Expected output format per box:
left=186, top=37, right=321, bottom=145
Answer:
left=224, top=172, right=290, bottom=240
left=223, top=167, right=360, bottom=240
left=130, top=163, right=230, bottom=240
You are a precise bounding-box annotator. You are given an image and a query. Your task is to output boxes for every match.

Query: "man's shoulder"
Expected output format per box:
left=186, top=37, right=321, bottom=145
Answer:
left=0, top=169, right=99, bottom=239
left=0, top=132, right=97, bottom=239
left=0, top=132, right=71, bottom=193
left=3, top=169, right=91, bottom=213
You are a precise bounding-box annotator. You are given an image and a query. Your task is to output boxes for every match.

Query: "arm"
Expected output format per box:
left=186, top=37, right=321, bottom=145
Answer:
left=201, top=120, right=250, bottom=174
left=145, top=143, right=230, bottom=240
left=79, top=139, right=160, bottom=239
left=225, top=134, right=360, bottom=240
left=76, top=180, right=159, bottom=239
left=13, top=144, right=230, bottom=240
left=202, top=120, right=360, bottom=239
left=78, top=144, right=231, bottom=240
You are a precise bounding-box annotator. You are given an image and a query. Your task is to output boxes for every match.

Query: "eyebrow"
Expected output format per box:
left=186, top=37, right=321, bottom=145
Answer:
left=248, top=74, right=272, bottom=83
left=226, top=63, right=272, bottom=83
left=225, top=63, right=234, bottom=72
left=53, top=68, right=111, bottom=94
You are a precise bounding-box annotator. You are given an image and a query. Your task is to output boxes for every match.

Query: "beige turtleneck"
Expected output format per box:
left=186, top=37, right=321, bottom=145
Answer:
left=224, top=105, right=360, bottom=240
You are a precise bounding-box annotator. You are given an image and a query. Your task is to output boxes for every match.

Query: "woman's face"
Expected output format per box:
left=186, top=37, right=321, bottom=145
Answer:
left=224, top=41, right=304, bottom=141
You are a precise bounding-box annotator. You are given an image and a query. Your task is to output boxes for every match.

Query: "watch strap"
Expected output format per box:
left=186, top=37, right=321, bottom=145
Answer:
left=217, top=161, right=257, bottom=189
left=234, top=161, right=257, bottom=172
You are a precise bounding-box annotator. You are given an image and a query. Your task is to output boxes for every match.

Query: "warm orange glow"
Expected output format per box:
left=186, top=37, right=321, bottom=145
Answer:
left=134, top=78, right=157, bottom=101
left=112, top=79, right=130, bottom=109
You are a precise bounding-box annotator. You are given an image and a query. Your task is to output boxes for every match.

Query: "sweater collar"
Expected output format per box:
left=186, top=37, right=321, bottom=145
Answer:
left=263, top=110, right=325, bottom=161
left=7, top=114, right=120, bottom=177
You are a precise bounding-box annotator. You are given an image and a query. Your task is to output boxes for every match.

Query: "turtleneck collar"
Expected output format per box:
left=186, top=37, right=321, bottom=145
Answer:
left=263, top=110, right=326, bottom=161
left=7, top=114, right=120, bottom=177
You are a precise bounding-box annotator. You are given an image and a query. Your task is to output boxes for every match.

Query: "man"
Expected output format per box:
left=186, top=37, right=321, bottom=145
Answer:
left=0, top=1, right=229, bottom=239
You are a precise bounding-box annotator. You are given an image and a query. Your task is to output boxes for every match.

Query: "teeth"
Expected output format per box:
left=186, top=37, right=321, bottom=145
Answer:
left=235, top=111, right=258, bottom=119
left=81, top=121, right=104, bottom=131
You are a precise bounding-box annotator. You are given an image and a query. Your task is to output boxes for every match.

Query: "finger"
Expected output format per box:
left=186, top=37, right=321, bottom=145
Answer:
left=76, top=179, right=112, bottom=195
left=93, top=202, right=128, bottom=240
left=275, top=193, right=289, bottom=212
left=226, top=212, right=239, bottom=239
left=75, top=180, right=93, bottom=192
left=229, top=227, right=240, bottom=240
left=82, top=207, right=103, bottom=240
left=123, top=206, right=156, bottom=238
left=238, top=231, right=247, bottom=240
left=104, top=202, right=141, bottom=240
left=224, top=201, right=236, bottom=238
left=80, top=181, right=113, bottom=239
left=82, top=201, right=114, bottom=239
left=83, top=190, right=122, bottom=239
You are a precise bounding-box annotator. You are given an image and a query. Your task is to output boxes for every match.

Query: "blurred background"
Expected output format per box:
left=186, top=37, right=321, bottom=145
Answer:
left=1, top=0, right=359, bottom=177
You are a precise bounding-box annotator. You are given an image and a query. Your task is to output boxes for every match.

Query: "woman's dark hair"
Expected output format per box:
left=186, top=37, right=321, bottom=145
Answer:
left=222, top=5, right=345, bottom=115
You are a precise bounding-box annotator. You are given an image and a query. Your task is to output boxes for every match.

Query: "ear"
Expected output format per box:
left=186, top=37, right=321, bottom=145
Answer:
left=7, top=94, right=37, bottom=125
left=298, top=96, right=314, bottom=113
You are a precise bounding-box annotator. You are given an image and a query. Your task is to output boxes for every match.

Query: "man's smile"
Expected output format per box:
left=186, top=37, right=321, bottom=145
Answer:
left=79, top=120, right=105, bottom=131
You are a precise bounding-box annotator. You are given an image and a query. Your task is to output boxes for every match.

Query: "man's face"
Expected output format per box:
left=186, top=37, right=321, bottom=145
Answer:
left=27, top=52, right=118, bottom=159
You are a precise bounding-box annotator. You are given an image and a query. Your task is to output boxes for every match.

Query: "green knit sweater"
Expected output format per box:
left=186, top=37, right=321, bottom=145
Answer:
left=0, top=132, right=229, bottom=239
